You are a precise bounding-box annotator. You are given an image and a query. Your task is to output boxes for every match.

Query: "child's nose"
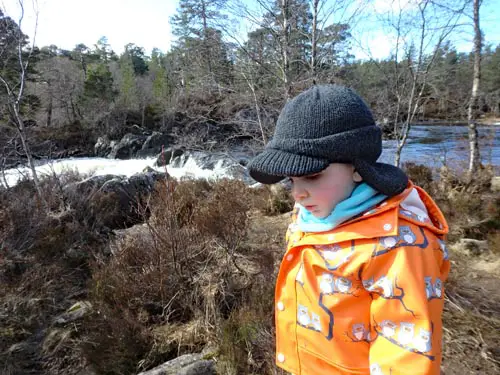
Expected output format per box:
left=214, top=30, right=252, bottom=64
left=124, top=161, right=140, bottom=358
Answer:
left=292, top=184, right=308, bottom=201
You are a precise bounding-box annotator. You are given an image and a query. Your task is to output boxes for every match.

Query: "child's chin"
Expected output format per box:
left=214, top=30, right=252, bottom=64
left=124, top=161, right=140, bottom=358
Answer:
left=311, top=211, right=328, bottom=219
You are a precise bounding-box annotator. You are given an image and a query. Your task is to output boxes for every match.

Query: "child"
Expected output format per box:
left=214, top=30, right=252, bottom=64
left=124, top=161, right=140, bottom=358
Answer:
left=247, top=85, right=449, bottom=375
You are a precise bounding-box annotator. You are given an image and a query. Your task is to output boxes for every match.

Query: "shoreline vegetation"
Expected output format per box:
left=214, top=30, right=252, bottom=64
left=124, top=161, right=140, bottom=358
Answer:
left=1, top=163, right=499, bottom=375
left=1, top=119, right=498, bottom=173
left=412, top=117, right=500, bottom=126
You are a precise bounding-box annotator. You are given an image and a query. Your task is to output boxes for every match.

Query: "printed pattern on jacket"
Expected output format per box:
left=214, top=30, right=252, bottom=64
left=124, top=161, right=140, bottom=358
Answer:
left=275, top=183, right=450, bottom=375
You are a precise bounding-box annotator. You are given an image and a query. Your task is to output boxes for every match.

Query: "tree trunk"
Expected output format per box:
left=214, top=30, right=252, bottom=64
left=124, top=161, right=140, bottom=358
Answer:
left=46, top=97, right=53, bottom=127
left=244, top=73, right=266, bottom=145
left=141, top=103, right=146, bottom=127
left=468, top=0, right=481, bottom=174
left=311, top=0, right=319, bottom=82
left=201, top=0, right=213, bottom=77
left=14, top=109, right=44, bottom=201
left=280, top=0, right=291, bottom=99
left=1, top=1, right=48, bottom=208
left=1, top=155, right=10, bottom=189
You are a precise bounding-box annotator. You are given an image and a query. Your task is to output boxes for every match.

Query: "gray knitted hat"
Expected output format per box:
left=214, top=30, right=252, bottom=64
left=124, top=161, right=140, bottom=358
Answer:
left=247, top=84, right=408, bottom=197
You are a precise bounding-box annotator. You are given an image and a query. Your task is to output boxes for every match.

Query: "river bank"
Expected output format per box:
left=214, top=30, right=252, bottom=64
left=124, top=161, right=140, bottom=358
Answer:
left=3, top=116, right=499, bottom=173
left=3, top=124, right=500, bottom=189
left=411, top=116, right=500, bottom=126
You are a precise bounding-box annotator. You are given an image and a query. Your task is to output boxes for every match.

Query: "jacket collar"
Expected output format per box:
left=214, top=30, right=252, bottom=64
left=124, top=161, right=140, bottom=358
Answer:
left=288, top=181, right=448, bottom=247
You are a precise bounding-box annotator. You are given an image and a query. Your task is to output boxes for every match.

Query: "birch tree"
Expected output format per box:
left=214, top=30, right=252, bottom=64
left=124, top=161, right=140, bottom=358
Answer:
left=0, top=3, right=46, bottom=205
left=375, top=0, right=467, bottom=167
left=467, top=0, right=482, bottom=173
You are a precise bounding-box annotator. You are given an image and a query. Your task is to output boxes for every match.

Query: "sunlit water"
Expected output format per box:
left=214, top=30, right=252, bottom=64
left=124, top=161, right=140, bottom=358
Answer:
left=1, top=155, right=234, bottom=188
left=2, top=125, right=499, bottom=188
left=380, top=125, right=500, bottom=169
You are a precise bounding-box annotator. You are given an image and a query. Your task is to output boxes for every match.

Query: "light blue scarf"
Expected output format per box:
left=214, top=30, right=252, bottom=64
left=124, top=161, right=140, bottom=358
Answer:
left=296, top=182, right=387, bottom=233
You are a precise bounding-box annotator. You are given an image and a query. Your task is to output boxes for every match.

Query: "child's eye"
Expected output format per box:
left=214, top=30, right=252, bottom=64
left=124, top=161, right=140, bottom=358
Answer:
left=304, top=173, right=321, bottom=181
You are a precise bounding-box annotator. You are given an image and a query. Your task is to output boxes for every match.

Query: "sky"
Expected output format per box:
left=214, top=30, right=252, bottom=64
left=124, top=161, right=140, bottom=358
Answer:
left=1, top=0, right=499, bottom=59
left=1, top=0, right=178, bottom=54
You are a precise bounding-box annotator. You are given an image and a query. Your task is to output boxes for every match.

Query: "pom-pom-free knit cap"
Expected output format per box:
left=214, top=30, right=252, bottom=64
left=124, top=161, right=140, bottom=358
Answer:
left=247, top=84, right=408, bottom=197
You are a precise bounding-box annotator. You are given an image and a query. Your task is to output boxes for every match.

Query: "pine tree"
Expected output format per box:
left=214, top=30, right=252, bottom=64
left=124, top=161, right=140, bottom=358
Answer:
left=170, top=0, right=229, bottom=85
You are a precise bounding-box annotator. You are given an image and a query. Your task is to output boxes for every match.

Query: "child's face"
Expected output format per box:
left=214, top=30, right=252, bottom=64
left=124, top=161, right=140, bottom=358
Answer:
left=290, top=163, right=361, bottom=219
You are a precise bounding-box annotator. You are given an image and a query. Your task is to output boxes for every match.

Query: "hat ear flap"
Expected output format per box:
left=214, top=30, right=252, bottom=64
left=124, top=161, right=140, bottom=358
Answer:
left=353, top=160, right=408, bottom=197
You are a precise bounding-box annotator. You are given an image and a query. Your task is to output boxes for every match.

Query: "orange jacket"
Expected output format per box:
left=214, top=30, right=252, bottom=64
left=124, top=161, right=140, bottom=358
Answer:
left=275, top=182, right=450, bottom=375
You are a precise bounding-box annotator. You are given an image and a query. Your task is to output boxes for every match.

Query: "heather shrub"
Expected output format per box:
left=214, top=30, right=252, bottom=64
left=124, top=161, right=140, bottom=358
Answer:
left=260, top=184, right=294, bottom=216
left=0, top=171, right=114, bottom=374
left=403, top=162, right=435, bottom=194
left=85, top=178, right=278, bottom=373
left=401, top=162, right=499, bottom=242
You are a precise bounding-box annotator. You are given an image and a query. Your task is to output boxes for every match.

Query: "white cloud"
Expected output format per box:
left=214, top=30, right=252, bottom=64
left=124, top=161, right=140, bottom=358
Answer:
left=353, top=30, right=397, bottom=60
left=2, top=0, right=179, bottom=54
left=371, top=0, right=417, bottom=14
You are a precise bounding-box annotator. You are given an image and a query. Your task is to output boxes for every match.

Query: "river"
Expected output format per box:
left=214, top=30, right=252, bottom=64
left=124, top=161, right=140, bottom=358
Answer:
left=2, top=125, right=499, bottom=188
left=380, top=125, right=500, bottom=169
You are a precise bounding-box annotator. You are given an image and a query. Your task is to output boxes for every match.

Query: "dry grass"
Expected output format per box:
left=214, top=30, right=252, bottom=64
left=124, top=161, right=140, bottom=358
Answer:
left=404, top=163, right=500, bottom=242
left=0, top=173, right=119, bottom=375
left=442, top=251, right=500, bottom=374
left=81, top=178, right=281, bottom=374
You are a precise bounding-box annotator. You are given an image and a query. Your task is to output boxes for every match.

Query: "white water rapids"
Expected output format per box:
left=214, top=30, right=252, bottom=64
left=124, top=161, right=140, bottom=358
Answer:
left=1, top=156, right=239, bottom=188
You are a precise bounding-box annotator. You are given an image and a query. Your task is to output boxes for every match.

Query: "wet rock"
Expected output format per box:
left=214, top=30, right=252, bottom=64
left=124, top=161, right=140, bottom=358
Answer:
left=108, top=133, right=147, bottom=159
left=171, top=151, right=231, bottom=170
left=94, top=135, right=113, bottom=157
left=155, top=147, right=185, bottom=167
left=136, top=132, right=172, bottom=158
left=137, top=353, right=215, bottom=375
left=155, top=149, right=255, bottom=184
left=95, top=132, right=172, bottom=159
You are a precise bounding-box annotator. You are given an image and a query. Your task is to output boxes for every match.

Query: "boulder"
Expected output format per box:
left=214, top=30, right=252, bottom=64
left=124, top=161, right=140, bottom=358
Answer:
left=155, top=147, right=185, bottom=167
left=136, top=132, right=172, bottom=158
left=63, top=170, right=168, bottom=229
left=94, top=135, right=112, bottom=157
left=137, top=353, right=215, bottom=375
left=450, top=238, right=489, bottom=256
left=53, top=301, right=92, bottom=326
left=491, top=176, right=500, bottom=192
left=96, top=132, right=172, bottom=159
left=64, top=174, right=120, bottom=197
left=155, top=149, right=257, bottom=184
left=108, top=133, right=147, bottom=159
left=162, top=150, right=230, bottom=170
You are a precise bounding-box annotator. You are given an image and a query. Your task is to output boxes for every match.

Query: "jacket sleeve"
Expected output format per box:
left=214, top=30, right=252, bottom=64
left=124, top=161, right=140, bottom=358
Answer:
left=361, top=227, right=450, bottom=375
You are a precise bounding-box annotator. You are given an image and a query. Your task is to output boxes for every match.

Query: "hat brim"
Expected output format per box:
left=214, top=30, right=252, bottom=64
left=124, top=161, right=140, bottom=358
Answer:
left=353, top=159, right=409, bottom=197
left=248, top=148, right=330, bottom=184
